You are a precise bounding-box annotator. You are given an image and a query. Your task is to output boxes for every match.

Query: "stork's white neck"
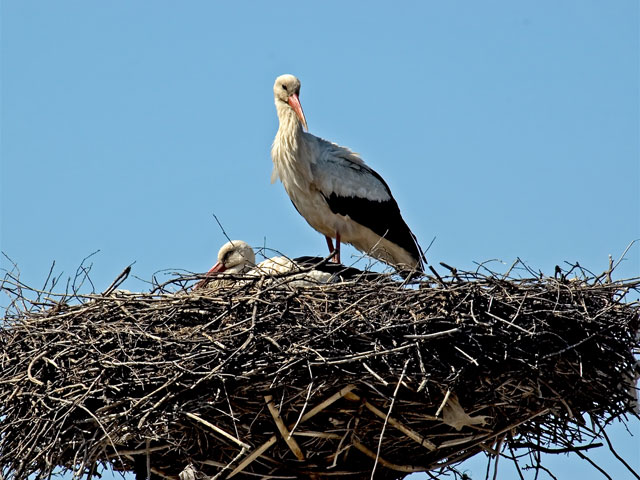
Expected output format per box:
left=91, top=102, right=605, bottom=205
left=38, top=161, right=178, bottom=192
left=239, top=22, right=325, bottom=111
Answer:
left=271, top=101, right=310, bottom=185
left=275, top=101, right=304, bottom=140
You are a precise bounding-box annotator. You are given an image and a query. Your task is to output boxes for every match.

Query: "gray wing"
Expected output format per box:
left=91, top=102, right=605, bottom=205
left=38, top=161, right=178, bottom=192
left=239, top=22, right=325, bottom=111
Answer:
left=309, top=137, right=423, bottom=266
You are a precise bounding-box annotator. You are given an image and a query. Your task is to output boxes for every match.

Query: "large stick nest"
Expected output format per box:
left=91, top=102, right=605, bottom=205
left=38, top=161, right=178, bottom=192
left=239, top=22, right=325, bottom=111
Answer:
left=1, top=261, right=639, bottom=480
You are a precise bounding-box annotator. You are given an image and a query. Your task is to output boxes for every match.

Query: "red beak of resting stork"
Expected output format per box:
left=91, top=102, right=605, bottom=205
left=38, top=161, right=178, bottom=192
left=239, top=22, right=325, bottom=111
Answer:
left=193, top=261, right=226, bottom=290
left=207, top=262, right=227, bottom=274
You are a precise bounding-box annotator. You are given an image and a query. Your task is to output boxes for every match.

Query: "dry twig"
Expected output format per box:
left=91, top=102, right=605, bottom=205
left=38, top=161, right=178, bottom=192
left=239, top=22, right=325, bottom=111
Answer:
left=1, top=261, right=639, bottom=479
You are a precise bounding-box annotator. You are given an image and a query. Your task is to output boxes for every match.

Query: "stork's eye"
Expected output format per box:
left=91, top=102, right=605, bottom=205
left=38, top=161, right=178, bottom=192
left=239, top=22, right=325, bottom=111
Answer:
left=282, top=85, right=288, bottom=91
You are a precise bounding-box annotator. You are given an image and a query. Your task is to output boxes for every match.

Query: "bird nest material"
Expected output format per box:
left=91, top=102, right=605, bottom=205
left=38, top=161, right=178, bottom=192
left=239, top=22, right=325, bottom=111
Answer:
left=1, top=261, right=639, bottom=480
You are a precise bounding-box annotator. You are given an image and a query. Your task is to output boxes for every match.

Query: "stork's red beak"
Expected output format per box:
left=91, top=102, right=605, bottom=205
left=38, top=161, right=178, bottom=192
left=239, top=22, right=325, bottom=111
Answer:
left=288, top=94, right=308, bottom=131
left=207, top=262, right=227, bottom=274
left=193, top=261, right=227, bottom=290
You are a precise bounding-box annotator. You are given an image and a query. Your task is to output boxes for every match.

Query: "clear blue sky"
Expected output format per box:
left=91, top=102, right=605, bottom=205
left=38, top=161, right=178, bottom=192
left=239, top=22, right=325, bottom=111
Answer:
left=1, top=1, right=638, bottom=479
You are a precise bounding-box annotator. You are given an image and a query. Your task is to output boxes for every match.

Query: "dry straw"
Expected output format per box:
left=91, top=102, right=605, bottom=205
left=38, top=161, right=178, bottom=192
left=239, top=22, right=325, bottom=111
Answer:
left=1, top=257, right=639, bottom=479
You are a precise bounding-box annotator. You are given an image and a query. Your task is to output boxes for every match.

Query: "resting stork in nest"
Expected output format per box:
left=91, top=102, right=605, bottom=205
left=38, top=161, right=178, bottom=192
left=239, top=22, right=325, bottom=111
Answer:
left=193, top=240, right=373, bottom=291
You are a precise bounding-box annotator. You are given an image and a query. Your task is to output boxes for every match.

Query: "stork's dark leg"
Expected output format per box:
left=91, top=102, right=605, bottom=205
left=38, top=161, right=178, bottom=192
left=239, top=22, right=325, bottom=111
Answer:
left=325, top=234, right=341, bottom=263
left=325, top=236, right=334, bottom=255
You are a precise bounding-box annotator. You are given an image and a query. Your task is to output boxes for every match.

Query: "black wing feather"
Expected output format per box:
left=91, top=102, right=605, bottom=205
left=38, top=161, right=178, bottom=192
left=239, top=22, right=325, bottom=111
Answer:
left=318, top=156, right=424, bottom=269
left=321, top=191, right=423, bottom=269
left=293, top=256, right=381, bottom=281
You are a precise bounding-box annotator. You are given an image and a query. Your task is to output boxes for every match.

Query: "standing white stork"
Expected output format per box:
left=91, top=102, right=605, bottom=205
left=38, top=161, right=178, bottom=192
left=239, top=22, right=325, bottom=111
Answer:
left=271, top=74, right=425, bottom=274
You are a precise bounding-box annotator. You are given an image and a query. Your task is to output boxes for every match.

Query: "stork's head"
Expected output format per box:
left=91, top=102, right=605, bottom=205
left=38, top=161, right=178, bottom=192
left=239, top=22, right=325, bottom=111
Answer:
left=209, top=240, right=256, bottom=275
left=274, top=74, right=307, bottom=130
